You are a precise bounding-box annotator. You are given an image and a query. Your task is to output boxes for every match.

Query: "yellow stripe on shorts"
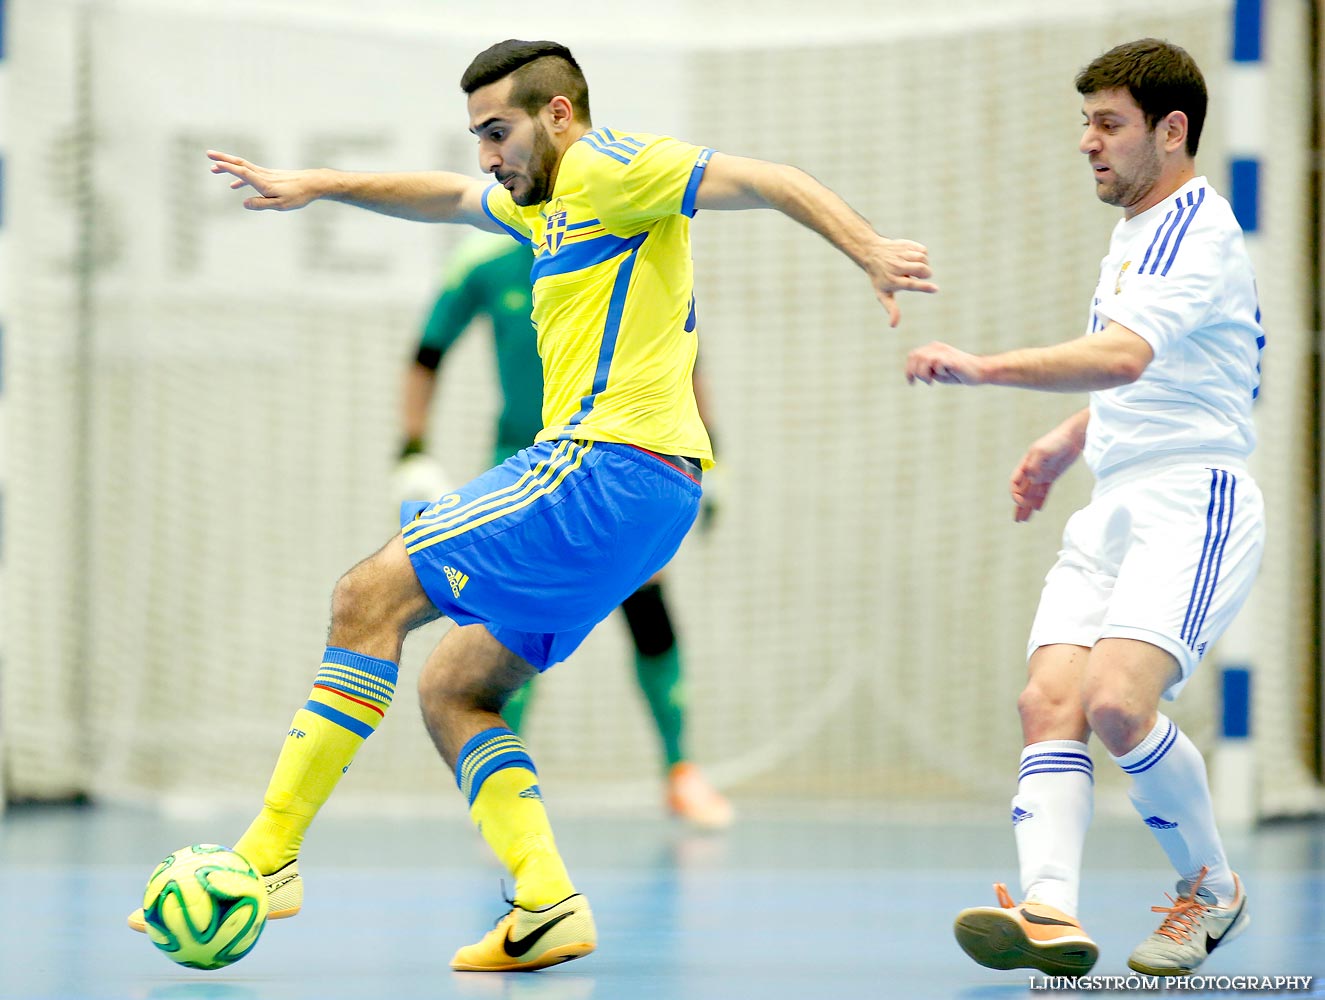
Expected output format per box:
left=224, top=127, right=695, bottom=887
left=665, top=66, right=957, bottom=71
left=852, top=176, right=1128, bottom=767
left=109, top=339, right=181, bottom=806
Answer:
left=402, top=441, right=574, bottom=549
left=403, top=441, right=593, bottom=555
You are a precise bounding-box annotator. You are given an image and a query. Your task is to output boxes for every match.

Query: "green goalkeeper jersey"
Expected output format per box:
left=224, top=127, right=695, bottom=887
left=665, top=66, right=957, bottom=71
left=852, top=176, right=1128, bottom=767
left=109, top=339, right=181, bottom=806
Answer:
left=418, top=232, right=543, bottom=453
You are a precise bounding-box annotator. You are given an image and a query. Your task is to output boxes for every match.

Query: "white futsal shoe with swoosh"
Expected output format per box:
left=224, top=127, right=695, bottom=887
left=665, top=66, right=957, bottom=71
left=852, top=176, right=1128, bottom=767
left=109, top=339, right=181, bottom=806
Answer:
left=1127, top=868, right=1249, bottom=976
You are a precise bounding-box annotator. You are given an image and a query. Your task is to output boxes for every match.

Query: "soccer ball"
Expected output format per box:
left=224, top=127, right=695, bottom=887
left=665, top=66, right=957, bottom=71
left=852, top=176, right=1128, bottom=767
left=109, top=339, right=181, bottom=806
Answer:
left=141, top=844, right=268, bottom=970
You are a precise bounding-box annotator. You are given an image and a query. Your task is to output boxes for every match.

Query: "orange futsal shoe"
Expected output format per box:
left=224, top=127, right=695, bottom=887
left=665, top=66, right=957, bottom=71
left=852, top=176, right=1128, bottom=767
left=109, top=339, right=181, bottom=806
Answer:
left=954, top=883, right=1099, bottom=975
left=666, top=762, right=734, bottom=831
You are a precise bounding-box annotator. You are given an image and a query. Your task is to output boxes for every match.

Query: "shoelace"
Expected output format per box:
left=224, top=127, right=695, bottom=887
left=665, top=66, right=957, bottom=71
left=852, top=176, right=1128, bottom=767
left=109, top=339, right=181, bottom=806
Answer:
left=1151, top=865, right=1211, bottom=943
left=994, top=883, right=1016, bottom=909
left=488, top=880, right=519, bottom=929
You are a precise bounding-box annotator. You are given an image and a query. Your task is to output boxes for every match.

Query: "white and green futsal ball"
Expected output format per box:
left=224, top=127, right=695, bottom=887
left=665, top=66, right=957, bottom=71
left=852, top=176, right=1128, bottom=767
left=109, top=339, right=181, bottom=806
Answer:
left=141, top=844, right=268, bottom=970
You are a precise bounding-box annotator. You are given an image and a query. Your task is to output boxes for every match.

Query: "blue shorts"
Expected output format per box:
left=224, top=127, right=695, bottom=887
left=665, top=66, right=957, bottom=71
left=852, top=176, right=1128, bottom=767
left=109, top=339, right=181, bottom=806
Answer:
left=400, top=440, right=701, bottom=670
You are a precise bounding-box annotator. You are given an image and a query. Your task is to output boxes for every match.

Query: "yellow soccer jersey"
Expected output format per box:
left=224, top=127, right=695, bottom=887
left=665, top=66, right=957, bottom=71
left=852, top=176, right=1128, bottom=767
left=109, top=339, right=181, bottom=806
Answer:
left=481, top=127, right=714, bottom=466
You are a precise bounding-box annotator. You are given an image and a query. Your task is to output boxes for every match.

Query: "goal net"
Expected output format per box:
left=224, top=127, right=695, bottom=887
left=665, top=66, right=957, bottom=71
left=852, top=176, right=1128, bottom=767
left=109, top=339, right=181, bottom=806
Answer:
left=2, top=0, right=1318, bottom=821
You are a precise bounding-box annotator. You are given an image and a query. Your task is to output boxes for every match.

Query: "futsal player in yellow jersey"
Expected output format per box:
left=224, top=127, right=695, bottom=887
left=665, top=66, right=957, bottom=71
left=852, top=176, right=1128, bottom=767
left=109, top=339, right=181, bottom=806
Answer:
left=140, top=39, right=936, bottom=971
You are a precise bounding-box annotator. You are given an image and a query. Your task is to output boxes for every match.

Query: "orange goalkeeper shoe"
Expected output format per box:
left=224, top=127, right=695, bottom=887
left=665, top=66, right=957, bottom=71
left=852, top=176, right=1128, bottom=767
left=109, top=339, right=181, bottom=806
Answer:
left=666, top=762, right=734, bottom=831
left=954, top=883, right=1099, bottom=975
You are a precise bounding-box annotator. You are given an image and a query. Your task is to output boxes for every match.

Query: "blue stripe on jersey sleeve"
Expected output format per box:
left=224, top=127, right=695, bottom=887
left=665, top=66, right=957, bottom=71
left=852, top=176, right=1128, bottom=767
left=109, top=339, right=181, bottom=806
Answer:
left=481, top=183, right=533, bottom=246
left=581, top=133, right=631, bottom=165
left=532, top=231, right=643, bottom=282
left=598, top=129, right=643, bottom=153
left=681, top=148, right=714, bottom=218
left=1138, top=210, right=1174, bottom=275
left=595, top=128, right=643, bottom=156
left=1145, top=198, right=1188, bottom=274
left=1159, top=188, right=1206, bottom=275
left=600, top=128, right=642, bottom=149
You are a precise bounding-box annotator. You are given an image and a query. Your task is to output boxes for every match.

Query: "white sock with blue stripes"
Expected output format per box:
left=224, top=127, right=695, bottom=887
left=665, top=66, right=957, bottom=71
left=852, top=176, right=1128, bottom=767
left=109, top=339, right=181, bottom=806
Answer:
left=1013, top=740, right=1094, bottom=916
left=1112, top=713, right=1236, bottom=904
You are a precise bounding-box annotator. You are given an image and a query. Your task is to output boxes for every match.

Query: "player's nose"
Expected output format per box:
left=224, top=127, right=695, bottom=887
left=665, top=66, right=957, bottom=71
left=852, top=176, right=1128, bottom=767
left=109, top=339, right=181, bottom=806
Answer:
left=477, top=143, right=501, bottom=175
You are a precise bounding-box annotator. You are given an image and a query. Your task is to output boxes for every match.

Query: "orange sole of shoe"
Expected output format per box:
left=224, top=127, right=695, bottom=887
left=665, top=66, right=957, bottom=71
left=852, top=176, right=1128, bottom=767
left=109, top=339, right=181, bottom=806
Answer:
left=451, top=941, right=595, bottom=973
left=954, top=909, right=1098, bottom=975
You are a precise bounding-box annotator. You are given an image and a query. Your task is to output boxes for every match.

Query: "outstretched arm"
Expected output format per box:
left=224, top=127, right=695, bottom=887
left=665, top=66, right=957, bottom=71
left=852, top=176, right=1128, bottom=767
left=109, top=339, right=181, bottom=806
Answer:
left=693, top=153, right=937, bottom=327
left=905, top=322, right=1154, bottom=392
left=207, top=150, right=501, bottom=230
left=1010, top=408, right=1089, bottom=523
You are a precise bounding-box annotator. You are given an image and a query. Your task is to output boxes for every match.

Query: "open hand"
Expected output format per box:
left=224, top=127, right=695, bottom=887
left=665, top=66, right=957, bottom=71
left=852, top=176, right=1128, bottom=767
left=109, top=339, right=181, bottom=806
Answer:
left=207, top=150, right=324, bottom=211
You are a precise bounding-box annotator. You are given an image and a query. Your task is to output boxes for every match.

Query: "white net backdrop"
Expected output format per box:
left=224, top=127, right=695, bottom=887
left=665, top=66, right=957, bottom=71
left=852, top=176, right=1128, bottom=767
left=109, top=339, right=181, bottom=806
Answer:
left=2, top=0, right=1318, bottom=820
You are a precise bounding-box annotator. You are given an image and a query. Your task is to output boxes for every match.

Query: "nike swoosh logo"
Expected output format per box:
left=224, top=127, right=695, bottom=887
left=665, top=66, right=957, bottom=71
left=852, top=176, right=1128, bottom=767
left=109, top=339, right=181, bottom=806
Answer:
left=503, top=910, right=575, bottom=957
left=1204, top=896, right=1246, bottom=954
left=1021, top=909, right=1079, bottom=927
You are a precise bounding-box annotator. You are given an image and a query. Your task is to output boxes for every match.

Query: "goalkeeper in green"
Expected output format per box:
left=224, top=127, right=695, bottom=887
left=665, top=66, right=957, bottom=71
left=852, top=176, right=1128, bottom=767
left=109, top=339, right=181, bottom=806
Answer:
left=395, top=230, right=732, bottom=830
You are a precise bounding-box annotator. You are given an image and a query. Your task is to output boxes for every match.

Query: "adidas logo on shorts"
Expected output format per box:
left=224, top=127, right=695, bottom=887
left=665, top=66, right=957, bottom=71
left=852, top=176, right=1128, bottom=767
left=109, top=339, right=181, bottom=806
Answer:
left=444, top=565, right=469, bottom=598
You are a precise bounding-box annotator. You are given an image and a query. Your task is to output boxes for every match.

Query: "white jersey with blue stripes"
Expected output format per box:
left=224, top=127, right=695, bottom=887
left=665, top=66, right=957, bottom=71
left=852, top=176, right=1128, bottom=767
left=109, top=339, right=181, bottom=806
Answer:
left=1084, top=176, right=1263, bottom=478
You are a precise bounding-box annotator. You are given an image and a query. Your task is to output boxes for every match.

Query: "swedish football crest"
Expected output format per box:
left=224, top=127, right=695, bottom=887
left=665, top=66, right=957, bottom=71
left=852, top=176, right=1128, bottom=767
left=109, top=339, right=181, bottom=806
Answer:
left=545, top=199, right=568, bottom=254
left=1114, top=260, right=1131, bottom=295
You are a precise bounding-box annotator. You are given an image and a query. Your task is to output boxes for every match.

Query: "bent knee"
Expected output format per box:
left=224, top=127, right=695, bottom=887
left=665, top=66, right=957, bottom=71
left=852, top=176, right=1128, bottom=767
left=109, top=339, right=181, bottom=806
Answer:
left=330, top=566, right=378, bottom=633
left=1082, top=692, right=1152, bottom=750
left=331, top=541, right=435, bottom=638
left=1017, top=677, right=1076, bottom=725
left=1017, top=678, right=1086, bottom=740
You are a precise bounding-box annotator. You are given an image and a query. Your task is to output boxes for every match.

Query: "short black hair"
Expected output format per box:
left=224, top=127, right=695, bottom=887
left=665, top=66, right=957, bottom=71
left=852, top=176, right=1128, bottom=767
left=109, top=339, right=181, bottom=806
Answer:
left=461, top=40, right=591, bottom=125
left=1075, top=38, right=1207, bottom=156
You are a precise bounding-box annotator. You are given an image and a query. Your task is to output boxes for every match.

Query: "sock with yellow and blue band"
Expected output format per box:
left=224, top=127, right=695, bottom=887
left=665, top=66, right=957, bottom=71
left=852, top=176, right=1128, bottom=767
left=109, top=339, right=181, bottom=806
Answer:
left=458, top=727, right=574, bottom=910
left=235, top=647, right=397, bottom=874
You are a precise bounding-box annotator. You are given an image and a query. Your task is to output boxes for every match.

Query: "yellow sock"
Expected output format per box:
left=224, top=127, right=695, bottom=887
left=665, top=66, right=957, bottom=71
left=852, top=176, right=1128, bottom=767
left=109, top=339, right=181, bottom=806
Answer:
left=235, top=648, right=397, bottom=874
left=460, top=728, right=574, bottom=909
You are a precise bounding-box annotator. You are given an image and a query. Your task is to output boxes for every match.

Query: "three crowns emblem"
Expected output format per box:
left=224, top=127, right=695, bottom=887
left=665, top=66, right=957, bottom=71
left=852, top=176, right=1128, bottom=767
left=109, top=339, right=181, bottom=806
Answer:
left=545, top=199, right=568, bottom=254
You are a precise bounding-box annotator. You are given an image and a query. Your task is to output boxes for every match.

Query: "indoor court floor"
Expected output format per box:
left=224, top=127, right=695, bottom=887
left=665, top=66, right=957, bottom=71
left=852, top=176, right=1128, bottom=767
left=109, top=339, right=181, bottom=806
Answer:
left=1, top=802, right=1322, bottom=999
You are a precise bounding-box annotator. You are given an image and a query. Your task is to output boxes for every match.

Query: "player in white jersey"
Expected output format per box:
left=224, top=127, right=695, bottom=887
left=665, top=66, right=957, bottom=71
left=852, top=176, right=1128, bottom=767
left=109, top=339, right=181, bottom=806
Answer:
left=905, top=39, right=1263, bottom=978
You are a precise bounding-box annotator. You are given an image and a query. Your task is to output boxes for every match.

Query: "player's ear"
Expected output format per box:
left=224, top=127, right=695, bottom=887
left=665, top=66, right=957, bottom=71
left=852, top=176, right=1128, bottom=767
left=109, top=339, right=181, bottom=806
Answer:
left=1161, top=110, right=1188, bottom=154
left=545, top=95, right=575, bottom=133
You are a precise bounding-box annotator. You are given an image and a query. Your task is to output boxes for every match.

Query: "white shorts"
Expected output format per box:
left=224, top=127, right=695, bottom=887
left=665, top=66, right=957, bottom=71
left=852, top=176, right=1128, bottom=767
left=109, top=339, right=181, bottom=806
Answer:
left=1027, top=461, right=1264, bottom=699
